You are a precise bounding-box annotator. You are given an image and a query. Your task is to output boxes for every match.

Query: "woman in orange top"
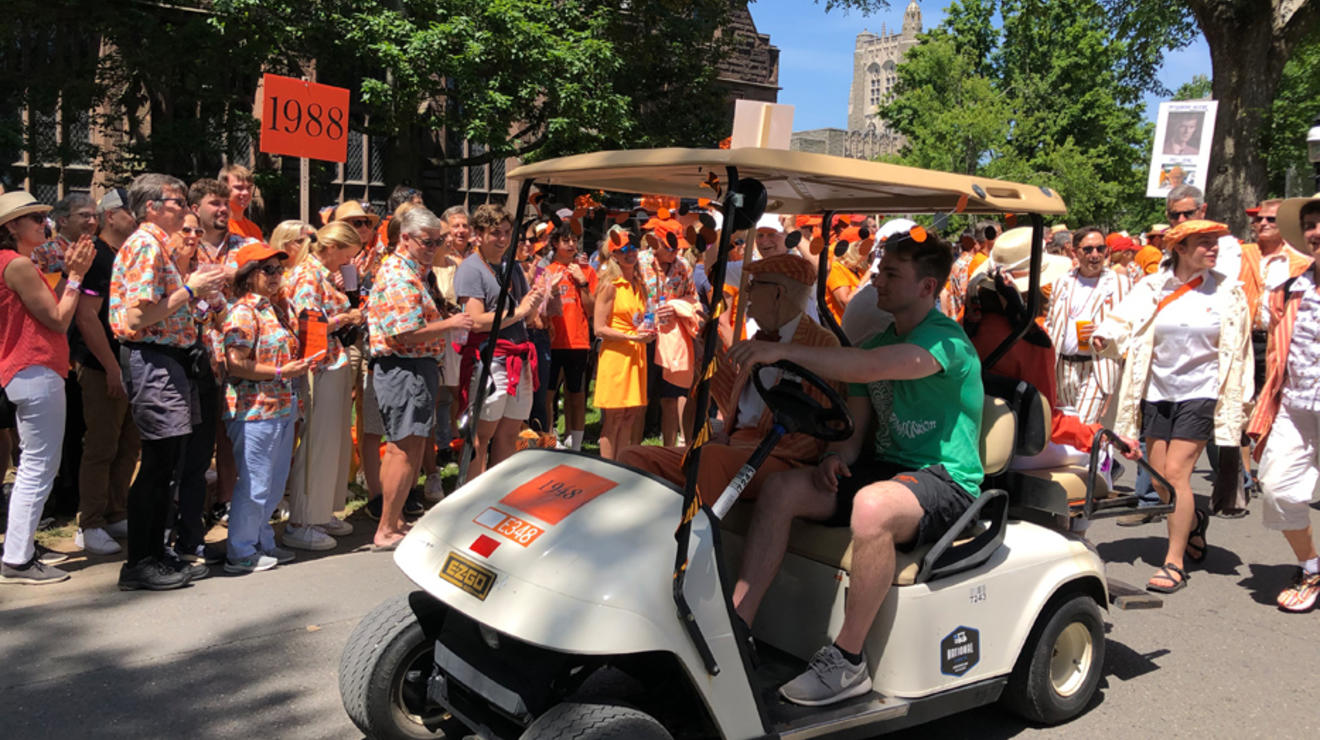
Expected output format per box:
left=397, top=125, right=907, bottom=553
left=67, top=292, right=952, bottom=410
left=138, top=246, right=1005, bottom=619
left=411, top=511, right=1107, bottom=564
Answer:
left=544, top=225, right=597, bottom=451
left=593, top=230, right=653, bottom=459
left=824, top=240, right=868, bottom=325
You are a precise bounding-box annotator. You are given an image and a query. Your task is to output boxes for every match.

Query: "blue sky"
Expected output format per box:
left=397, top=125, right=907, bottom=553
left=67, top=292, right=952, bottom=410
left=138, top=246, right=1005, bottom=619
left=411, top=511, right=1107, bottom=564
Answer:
left=749, top=0, right=1211, bottom=131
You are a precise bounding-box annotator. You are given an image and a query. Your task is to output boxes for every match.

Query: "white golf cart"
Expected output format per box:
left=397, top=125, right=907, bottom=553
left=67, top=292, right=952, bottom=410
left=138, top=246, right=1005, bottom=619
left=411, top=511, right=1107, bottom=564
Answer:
left=339, top=148, right=1172, bottom=739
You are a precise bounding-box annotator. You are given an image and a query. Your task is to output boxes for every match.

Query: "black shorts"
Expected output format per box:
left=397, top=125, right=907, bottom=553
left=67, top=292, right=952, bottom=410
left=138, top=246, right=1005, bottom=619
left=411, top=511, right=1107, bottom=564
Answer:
left=549, top=349, right=590, bottom=394
left=1141, top=398, right=1215, bottom=443
left=0, top=389, right=13, bottom=429
left=828, top=459, right=974, bottom=552
left=645, top=344, right=689, bottom=400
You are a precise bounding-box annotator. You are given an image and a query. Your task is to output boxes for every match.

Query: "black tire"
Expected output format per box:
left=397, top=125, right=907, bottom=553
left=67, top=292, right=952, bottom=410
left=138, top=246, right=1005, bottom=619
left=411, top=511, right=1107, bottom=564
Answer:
left=1001, top=593, right=1106, bottom=725
left=520, top=703, right=672, bottom=740
left=339, top=592, right=462, bottom=739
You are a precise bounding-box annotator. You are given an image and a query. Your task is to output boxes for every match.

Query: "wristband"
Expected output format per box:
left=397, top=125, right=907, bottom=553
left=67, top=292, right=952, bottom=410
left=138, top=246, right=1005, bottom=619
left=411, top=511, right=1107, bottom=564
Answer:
left=183, top=284, right=195, bottom=300
left=274, top=366, right=282, bottom=380
left=64, top=279, right=82, bottom=292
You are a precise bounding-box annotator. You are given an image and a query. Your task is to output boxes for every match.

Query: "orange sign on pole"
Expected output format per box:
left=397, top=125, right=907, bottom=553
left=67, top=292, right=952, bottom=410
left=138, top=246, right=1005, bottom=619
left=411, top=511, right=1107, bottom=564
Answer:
left=259, top=73, right=350, bottom=163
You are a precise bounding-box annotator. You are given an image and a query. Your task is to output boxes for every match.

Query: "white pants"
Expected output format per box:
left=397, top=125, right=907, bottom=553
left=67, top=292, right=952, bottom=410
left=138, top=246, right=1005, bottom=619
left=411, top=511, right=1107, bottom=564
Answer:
left=288, top=364, right=353, bottom=526
left=2, top=366, right=66, bottom=565
left=1259, top=404, right=1320, bottom=531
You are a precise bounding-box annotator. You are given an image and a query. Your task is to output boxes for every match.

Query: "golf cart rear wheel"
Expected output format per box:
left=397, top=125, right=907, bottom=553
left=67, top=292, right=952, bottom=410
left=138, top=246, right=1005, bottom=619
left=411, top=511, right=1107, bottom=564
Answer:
left=340, top=592, right=463, bottom=739
left=1002, top=593, right=1105, bottom=725
left=520, top=703, right=671, bottom=740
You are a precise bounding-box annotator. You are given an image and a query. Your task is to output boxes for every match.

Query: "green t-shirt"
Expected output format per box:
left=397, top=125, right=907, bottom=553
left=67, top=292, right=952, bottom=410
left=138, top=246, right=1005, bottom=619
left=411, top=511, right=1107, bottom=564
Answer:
left=848, top=308, right=984, bottom=497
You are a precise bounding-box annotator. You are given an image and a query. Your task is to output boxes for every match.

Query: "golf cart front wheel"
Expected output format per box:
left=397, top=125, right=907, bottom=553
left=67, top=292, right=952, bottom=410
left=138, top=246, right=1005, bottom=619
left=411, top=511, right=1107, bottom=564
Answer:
left=521, top=703, right=671, bottom=740
left=339, top=592, right=464, bottom=739
left=1002, top=593, right=1106, bottom=725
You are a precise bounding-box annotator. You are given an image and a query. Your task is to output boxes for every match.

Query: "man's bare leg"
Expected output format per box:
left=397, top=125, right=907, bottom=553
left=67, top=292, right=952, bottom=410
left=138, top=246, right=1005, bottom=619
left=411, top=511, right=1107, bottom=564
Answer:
left=833, top=482, right=923, bottom=653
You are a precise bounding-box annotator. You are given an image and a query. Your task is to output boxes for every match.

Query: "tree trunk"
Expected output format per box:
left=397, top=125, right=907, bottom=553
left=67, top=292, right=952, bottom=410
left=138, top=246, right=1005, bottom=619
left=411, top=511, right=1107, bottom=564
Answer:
left=1189, top=0, right=1320, bottom=234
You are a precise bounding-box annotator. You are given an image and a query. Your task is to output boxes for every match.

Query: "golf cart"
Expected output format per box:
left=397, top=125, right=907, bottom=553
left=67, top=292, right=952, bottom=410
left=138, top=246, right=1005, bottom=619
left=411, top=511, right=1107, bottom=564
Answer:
left=339, top=148, right=1173, bottom=739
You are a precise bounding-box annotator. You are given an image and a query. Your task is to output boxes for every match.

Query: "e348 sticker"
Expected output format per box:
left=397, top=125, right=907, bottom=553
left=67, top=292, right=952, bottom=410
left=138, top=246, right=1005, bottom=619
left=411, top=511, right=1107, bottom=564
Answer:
left=940, top=626, right=980, bottom=676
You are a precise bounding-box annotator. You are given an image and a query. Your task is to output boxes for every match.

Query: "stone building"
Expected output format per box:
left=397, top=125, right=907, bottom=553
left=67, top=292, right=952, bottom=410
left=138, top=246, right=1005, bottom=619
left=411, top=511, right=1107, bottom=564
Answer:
left=844, top=0, right=921, bottom=160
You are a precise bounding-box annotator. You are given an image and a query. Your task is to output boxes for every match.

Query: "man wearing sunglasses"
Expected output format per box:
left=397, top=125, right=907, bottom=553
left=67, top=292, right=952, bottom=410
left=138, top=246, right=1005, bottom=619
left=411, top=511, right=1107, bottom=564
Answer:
left=1044, top=226, right=1130, bottom=425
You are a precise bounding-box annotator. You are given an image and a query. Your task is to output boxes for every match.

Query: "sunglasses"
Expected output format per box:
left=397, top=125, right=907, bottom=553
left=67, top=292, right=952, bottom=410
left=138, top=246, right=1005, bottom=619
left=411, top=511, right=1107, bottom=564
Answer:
left=179, top=226, right=202, bottom=235
left=615, top=244, right=639, bottom=255
left=258, top=264, right=283, bottom=276
left=23, top=212, right=45, bottom=224
left=295, top=233, right=318, bottom=245
left=347, top=218, right=373, bottom=228
left=1253, top=215, right=1277, bottom=224
left=1167, top=208, right=1198, bottom=220
left=156, top=197, right=186, bottom=208
left=1078, top=246, right=1105, bottom=255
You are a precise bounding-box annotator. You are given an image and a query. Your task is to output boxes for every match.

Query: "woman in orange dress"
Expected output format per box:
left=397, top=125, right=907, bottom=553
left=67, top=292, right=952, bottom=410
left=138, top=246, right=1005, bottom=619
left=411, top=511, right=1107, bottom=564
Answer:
left=593, top=230, right=654, bottom=459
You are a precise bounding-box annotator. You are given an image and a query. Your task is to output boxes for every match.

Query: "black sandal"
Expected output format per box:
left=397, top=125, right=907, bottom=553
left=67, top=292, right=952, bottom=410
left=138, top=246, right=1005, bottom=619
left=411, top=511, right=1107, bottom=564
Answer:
left=1147, top=562, right=1189, bottom=594
left=1186, top=509, right=1209, bottom=564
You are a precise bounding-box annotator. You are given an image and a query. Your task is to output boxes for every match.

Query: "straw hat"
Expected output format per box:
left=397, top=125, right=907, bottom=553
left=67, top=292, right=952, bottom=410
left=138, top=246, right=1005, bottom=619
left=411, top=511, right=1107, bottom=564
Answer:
left=332, top=200, right=381, bottom=229
left=1277, top=193, right=1320, bottom=253
left=0, top=191, right=52, bottom=228
left=1163, top=219, right=1230, bottom=248
left=969, top=226, right=1071, bottom=293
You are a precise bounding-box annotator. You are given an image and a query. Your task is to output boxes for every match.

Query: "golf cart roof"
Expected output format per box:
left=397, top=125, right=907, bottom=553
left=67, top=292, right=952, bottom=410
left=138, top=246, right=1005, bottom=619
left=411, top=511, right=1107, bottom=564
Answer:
left=509, top=147, right=1067, bottom=216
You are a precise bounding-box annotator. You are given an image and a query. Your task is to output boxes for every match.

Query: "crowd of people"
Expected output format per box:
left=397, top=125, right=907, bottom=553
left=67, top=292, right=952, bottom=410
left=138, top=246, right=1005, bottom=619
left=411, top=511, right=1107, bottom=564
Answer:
left=2, top=167, right=1320, bottom=665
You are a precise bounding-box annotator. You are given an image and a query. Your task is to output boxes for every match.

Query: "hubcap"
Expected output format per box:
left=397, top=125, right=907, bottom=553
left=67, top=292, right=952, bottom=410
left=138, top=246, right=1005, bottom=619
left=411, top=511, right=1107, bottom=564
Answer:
left=392, top=642, right=439, bottom=727
left=1049, top=622, right=1093, bottom=697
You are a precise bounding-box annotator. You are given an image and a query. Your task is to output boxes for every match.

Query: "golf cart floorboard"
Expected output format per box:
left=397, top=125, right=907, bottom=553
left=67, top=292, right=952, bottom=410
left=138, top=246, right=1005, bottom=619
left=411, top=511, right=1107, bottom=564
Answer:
left=753, top=640, right=910, bottom=738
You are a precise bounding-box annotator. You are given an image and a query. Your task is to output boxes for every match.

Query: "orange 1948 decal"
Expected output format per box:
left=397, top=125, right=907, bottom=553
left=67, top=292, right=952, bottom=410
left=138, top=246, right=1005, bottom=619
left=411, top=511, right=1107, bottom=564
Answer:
left=498, top=464, right=618, bottom=524
left=473, top=507, right=545, bottom=547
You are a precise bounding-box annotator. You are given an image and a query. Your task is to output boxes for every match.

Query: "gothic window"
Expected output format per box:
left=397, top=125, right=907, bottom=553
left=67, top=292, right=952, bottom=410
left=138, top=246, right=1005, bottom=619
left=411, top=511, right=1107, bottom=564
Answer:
left=867, top=62, right=883, bottom=108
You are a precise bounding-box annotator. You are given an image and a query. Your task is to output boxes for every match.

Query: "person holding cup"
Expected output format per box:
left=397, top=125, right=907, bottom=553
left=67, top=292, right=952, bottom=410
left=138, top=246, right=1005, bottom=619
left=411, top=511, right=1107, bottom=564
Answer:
left=593, top=226, right=653, bottom=460
left=1044, top=226, right=1131, bottom=424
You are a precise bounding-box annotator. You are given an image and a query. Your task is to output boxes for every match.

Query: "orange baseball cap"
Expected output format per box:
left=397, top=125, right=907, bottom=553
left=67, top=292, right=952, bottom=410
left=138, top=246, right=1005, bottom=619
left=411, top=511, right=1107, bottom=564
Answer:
left=234, top=242, right=288, bottom=280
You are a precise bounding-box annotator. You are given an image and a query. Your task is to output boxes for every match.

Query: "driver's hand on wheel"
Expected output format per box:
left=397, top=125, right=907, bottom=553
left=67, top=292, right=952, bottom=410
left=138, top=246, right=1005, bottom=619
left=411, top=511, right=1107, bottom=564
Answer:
left=728, top=338, right=786, bottom=371
left=813, top=454, right=850, bottom=493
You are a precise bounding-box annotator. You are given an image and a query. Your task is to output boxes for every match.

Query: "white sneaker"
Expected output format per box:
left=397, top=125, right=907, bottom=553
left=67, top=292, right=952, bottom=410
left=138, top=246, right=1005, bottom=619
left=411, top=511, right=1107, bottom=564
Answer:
left=423, top=474, right=446, bottom=503
left=75, top=527, right=122, bottom=555
left=316, top=517, right=354, bottom=536
left=103, top=519, right=129, bottom=539
left=224, top=554, right=279, bottom=574
left=283, top=525, right=336, bottom=551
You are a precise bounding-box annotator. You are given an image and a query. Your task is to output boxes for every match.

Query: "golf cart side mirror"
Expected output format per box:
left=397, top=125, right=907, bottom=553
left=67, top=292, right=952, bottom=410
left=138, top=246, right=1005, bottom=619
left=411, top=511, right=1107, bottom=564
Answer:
left=728, top=178, right=768, bottom=232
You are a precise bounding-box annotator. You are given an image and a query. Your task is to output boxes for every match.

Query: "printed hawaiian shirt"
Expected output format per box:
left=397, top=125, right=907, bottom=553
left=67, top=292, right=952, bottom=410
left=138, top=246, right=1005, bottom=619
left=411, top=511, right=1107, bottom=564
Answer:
left=366, top=251, right=445, bottom=359
left=286, top=256, right=352, bottom=371
left=222, top=293, right=299, bottom=421
left=109, top=223, right=197, bottom=348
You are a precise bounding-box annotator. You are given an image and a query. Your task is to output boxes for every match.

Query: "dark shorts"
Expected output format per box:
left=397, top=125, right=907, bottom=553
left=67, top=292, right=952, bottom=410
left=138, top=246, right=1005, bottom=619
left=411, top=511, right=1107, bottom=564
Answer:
left=646, top=344, right=689, bottom=400
left=1141, top=398, right=1215, bottom=443
left=0, top=389, right=13, bottom=429
left=549, top=349, right=591, bottom=394
left=120, top=344, right=200, bottom=441
left=371, top=356, right=439, bottom=442
left=828, top=459, right=974, bottom=552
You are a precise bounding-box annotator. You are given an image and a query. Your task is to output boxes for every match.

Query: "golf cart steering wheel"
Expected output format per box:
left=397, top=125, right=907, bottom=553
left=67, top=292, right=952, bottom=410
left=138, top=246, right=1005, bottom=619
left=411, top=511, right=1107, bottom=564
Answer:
left=750, top=360, right=854, bottom=442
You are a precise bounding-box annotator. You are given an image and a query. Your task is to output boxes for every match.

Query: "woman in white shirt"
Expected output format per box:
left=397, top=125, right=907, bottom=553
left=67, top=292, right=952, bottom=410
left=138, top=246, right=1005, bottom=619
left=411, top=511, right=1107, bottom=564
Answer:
left=1093, top=220, right=1252, bottom=595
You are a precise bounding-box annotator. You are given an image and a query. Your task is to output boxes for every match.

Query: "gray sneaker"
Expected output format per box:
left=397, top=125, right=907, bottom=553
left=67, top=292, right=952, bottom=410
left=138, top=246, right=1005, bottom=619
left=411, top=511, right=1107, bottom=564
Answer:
left=224, top=554, right=279, bottom=574
left=779, top=645, right=872, bottom=706
left=264, top=546, right=296, bottom=564
left=1, top=557, right=71, bottom=585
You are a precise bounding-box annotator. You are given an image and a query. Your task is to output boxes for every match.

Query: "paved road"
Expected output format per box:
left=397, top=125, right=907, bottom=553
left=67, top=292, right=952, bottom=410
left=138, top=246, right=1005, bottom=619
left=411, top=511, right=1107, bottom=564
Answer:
left=3, top=460, right=1318, bottom=739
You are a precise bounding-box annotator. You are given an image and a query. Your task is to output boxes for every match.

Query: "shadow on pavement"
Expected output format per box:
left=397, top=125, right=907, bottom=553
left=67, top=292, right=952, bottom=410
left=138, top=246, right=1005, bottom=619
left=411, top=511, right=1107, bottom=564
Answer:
left=0, top=597, right=336, bottom=739
left=1236, top=562, right=1297, bottom=607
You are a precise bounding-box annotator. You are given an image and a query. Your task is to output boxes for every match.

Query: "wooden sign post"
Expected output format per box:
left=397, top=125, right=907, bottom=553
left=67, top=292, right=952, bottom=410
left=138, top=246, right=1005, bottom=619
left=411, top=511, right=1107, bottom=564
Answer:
left=258, top=72, right=351, bottom=223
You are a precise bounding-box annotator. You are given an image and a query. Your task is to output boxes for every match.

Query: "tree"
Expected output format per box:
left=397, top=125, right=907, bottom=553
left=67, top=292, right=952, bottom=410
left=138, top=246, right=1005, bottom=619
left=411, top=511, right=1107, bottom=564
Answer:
left=1262, top=27, right=1320, bottom=196
left=1184, top=0, right=1320, bottom=230
left=877, top=0, right=1169, bottom=231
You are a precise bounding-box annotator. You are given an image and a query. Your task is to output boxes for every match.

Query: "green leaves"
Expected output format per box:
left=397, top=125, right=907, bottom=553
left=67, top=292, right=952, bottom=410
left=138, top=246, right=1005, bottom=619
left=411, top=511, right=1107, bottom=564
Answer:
left=878, top=0, right=1172, bottom=230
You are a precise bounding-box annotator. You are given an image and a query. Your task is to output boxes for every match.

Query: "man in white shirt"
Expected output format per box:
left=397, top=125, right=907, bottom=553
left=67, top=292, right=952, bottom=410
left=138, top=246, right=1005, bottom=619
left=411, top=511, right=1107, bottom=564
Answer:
left=1045, top=226, right=1129, bottom=424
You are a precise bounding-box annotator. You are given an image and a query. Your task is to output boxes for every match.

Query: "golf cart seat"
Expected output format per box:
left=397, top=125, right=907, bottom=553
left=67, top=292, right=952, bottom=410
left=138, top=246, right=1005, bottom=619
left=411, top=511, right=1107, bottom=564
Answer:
left=721, top=396, right=1015, bottom=586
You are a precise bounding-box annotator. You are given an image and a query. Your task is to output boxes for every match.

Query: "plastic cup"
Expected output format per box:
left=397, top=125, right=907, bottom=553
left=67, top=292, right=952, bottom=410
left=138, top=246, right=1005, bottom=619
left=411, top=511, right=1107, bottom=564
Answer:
left=1076, top=320, right=1093, bottom=352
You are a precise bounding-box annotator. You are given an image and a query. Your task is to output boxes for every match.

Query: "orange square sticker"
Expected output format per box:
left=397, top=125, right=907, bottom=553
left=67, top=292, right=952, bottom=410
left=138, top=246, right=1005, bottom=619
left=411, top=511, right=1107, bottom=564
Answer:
left=499, top=465, right=618, bottom=524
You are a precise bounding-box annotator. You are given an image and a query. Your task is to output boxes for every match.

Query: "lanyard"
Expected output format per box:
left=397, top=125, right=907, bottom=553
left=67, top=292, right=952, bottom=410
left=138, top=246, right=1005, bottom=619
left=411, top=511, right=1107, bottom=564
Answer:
left=1154, top=275, right=1204, bottom=317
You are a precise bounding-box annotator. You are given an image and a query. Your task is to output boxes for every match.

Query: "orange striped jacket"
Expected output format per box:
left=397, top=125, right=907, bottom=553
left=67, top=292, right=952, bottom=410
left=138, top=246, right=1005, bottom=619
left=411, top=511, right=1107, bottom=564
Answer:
left=1247, top=258, right=1318, bottom=460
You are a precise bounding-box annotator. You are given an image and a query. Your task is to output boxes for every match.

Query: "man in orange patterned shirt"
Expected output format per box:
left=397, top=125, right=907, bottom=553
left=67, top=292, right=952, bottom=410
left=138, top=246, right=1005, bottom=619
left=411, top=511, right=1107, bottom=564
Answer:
left=109, top=174, right=226, bottom=592
left=365, top=207, right=473, bottom=549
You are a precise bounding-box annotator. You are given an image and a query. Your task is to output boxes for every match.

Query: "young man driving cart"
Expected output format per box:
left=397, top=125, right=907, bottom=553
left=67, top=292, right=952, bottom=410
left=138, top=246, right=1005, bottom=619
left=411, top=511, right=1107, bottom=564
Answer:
left=726, top=228, right=985, bottom=706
